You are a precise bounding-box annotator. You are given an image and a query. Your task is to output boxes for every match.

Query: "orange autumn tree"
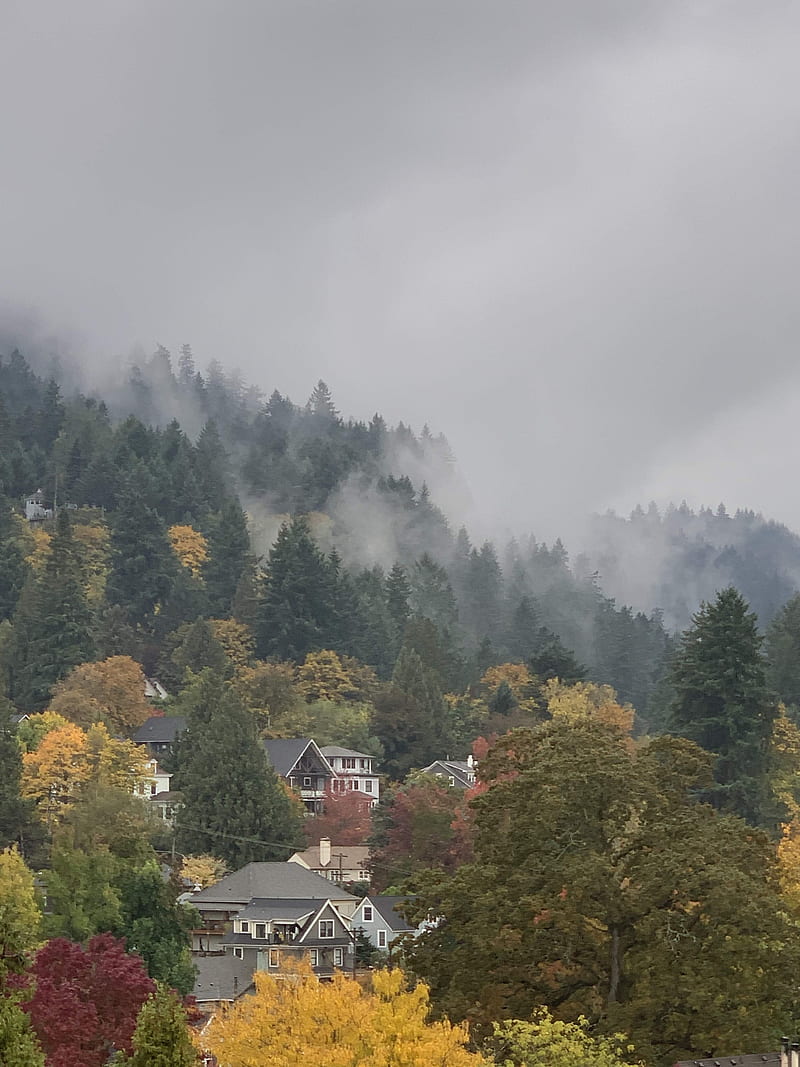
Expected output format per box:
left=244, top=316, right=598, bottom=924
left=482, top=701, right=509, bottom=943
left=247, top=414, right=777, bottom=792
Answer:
left=49, top=656, right=155, bottom=735
left=167, top=523, right=208, bottom=578
left=202, top=960, right=487, bottom=1067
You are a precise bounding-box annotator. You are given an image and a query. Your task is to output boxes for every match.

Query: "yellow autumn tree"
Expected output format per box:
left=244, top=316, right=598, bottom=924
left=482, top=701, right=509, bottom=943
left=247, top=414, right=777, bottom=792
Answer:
left=480, top=663, right=541, bottom=714
left=210, top=618, right=255, bottom=671
left=544, top=679, right=635, bottom=736
left=770, top=707, right=800, bottom=819
left=168, top=523, right=209, bottom=578
left=72, top=522, right=111, bottom=603
left=202, top=961, right=487, bottom=1066
left=24, top=525, right=52, bottom=571
left=297, top=650, right=378, bottom=704
left=180, top=854, right=229, bottom=889
left=777, top=820, right=800, bottom=915
left=49, top=656, right=155, bottom=735
left=21, top=722, right=147, bottom=822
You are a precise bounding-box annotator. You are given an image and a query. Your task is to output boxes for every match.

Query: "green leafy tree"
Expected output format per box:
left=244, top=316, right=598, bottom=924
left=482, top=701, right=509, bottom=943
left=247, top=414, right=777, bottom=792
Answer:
left=173, top=671, right=302, bottom=868
left=670, top=587, right=777, bottom=825
left=120, top=984, right=198, bottom=1067
left=485, top=1012, right=642, bottom=1067
left=0, top=698, right=41, bottom=861
left=406, top=721, right=800, bottom=1065
left=0, top=846, right=45, bottom=1067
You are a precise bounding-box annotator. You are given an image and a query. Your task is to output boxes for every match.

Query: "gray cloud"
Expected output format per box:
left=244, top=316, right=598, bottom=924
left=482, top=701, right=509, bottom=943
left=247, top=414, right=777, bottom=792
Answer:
left=2, top=1, right=800, bottom=540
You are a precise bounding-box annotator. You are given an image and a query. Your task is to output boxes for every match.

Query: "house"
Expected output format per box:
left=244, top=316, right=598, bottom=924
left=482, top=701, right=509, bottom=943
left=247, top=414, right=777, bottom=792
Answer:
left=320, top=746, right=381, bottom=806
left=673, top=1056, right=780, bottom=1066
left=419, top=756, right=477, bottom=789
left=263, top=738, right=336, bottom=813
left=133, top=715, right=186, bottom=759
left=150, top=790, right=183, bottom=825
left=188, top=861, right=359, bottom=953
left=352, top=894, right=415, bottom=953
left=289, top=837, right=371, bottom=885
left=137, top=757, right=173, bottom=797
left=222, top=896, right=355, bottom=979
left=144, top=677, right=169, bottom=701
left=24, top=489, right=53, bottom=521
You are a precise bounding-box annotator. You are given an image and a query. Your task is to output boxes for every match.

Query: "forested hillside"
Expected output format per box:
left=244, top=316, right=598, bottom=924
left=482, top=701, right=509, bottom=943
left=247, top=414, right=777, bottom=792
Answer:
left=6, top=344, right=800, bottom=1065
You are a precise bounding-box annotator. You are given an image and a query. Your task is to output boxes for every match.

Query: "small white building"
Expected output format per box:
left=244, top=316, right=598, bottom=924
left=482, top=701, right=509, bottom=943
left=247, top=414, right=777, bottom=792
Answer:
left=320, top=746, right=381, bottom=806
left=24, top=489, right=53, bottom=522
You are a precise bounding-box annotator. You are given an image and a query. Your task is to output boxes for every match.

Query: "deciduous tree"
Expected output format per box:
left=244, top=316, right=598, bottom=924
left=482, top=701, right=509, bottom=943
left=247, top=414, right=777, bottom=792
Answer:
left=50, top=656, right=155, bottom=735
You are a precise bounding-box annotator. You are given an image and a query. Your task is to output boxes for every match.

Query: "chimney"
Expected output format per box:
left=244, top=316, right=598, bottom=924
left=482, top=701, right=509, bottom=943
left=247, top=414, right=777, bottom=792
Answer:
left=319, top=837, right=331, bottom=867
left=781, top=1036, right=791, bottom=1067
left=791, top=1040, right=800, bottom=1067
left=467, top=754, right=474, bottom=769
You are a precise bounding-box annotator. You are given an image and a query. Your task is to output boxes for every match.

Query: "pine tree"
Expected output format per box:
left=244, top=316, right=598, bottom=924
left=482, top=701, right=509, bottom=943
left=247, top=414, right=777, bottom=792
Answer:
left=106, top=468, right=177, bottom=627
left=0, top=493, right=28, bottom=621
left=670, top=587, right=777, bottom=825
left=204, top=500, right=251, bottom=616
left=529, top=628, right=585, bottom=684
left=766, top=592, right=800, bottom=712
left=386, top=562, right=411, bottom=637
left=11, top=511, right=94, bottom=710
left=173, top=671, right=302, bottom=868
left=0, top=698, right=39, bottom=858
left=254, top=516, right=335, bottom=661
left=123, top=984, right=197, bottom=1067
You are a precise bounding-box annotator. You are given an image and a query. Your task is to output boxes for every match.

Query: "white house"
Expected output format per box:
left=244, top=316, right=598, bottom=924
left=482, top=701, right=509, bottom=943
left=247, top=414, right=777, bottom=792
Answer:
left=419, top=755, right=477, bottom=789
left=24, top=489, right=53, bottom=521
left=289, top=837, right=371, bottom=885
left=352, top=894, right=415, bottom=953
left=320, top=746, right=381, bottom=806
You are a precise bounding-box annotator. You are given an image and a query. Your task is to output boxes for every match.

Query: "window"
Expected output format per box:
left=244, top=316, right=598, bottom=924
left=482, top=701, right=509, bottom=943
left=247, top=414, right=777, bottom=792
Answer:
left=364, top=780, right=373, bottom=792
left=309, top=949, right=318, bottom=967
left=303, top=776, right=312, bottom=787
left=348, top=780, right=355, bottom=790
left=448, top=776, right=455, bottom=787
left=360, top=759, right=368, bottom=769
left=268, top=949, right=279, bottom=968
left=344, top=757, right=356, bottom=769
left=333, top=947, right=343, bottom=967
left=233, top=947, right=243, bottom=959
left=377, top=930, right=387, bottom=949
left=319, top=920, right=334, bottom=938
left=362, top=906, right=373, bottom=922
left=240, top=921, right=249, bottom=933
left=150, top=783, right=157, bottom=796
left=254, top=923, right=267, bottom=939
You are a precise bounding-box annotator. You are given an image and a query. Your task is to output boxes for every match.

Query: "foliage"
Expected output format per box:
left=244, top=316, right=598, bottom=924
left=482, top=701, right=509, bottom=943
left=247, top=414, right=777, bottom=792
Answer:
left=23, top=934, right=155, bottom=1067
left=202, top=960, right=486, bottom=1066
left=405, top=721, right=800, bottom=1065
left=485, top=1011, right=642, bottom=1067
left=49, top=656, right=155, bottom=734
left=543, top=679, right=635, bottom=735
left=670, top=587, right=777, bottom=825
left=304, top=786, right=373, bottom=846
left=120, top=984, right=198, bottom=1067
left=0, top=847, right=41, bottom=974
left=180, top=854, right=228, bottom=889
left=167, top=524, right=208, bottom=578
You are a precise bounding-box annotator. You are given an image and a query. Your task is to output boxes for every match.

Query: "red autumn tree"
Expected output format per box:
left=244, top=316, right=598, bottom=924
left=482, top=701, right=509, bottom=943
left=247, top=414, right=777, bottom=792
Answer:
left=23, top=934, right=155, bottom=1067
left=303, top=786, right=374, bottom=846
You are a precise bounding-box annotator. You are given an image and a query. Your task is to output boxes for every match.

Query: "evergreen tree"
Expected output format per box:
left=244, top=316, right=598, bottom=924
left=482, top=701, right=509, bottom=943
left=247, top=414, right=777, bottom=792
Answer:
left=203, top=500, right=250, bottom=615
left=670, top=587, right=777, bottom=825
left=0, top=698, right=41, bottom=861
left=11, top=511, right=94, bottom=710
left=254, top=516, right=335, bottom=661
left=766, top=592, right=800, bottom=713
left=123, top=984, right=197, bottom=1067
left=373, top=646, right=447, bottom=777
left=106, top=468, right=177, bottom=627
left=0, top=493, right=28, bottom=621
left=386, top=562, right=412, bottom=637
left=173, top=671, right=302, bottom=868
left=529, top=628, right=586, bottom=684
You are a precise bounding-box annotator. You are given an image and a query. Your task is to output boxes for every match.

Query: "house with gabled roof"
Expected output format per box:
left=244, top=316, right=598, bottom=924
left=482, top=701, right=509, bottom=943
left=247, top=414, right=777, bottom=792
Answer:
left=222, top=896, right=354, bottom=979
left=419, top=756, right=477, bottom=789
left=263, top=738, right=336, bottom=813
left=289, top=837, right=371, bottom=885
left=188, top=861, right=358, bottom=953
left=320, top=745, right=381, bottom=806
left=192, top=952, right=254, bottom=1012
left=352, top=894, right=416, bottom=953
left=133, top=714, right=186, bottom=758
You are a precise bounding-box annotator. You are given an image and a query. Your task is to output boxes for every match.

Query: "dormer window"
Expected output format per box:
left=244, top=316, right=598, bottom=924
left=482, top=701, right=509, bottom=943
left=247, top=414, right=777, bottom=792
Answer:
left=240, top=921, right=249, bottom=933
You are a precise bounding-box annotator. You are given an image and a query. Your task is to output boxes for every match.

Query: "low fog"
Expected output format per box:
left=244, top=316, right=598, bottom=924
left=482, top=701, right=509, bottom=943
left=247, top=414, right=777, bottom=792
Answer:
left=3, top=1, right=800, bottom=540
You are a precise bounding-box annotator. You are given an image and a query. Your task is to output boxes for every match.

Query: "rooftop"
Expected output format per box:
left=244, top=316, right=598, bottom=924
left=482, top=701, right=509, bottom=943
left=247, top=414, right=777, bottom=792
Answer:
left=320, top=745, right=374, bottom=760
left=193, top=953, right=254, bottom=1004
left=133, top=715, right=187, bottom=745
left=291, top=844, right=370, bottom=873
left=363, top=895, right=415, bottom=933
left=189, top=862, right=358, bottom=907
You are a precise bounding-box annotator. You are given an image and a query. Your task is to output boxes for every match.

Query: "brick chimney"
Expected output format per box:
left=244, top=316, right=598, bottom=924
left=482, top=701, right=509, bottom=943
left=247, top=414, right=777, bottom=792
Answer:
left=319, top=837, right=331, bottom=867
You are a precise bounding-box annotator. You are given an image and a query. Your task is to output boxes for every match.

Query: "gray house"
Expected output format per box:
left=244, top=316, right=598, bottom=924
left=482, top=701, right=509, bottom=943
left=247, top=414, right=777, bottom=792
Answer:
left=419, top=757, right=477, bottom=789
left=351, top=894, right=415, bottom=953
left=188, top=861, right=358, bottom=953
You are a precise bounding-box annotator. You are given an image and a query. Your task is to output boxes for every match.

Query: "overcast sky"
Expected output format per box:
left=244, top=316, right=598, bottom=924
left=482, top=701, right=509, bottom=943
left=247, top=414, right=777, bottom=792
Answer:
left=2, top=1, right=800, bottom=540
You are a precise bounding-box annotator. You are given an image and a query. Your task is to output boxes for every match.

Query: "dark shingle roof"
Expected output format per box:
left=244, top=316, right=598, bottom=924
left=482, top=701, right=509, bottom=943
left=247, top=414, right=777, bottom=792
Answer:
left=263, top=738, right=316, bottom=776
left=133, top=715, right=186, bottom=745
left=369, top=895, right=414, bottom=933
left=189, top=862, right=357, bottom=907
left=320, top=745, right=372, bottom=759
left=193, top=954, right=253, bottom=1003
left=237, top=897, right=320, bottom=921
left=420, top=759, right=475, bottom=788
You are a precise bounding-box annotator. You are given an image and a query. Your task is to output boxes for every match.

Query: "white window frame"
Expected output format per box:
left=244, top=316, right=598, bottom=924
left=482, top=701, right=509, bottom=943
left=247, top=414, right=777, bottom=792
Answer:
left=254, top=923, right=267, bottom=939
left=364, top=780, right=373, bottom=792
left=377, top=930, right=386, bottom=948
left=309, top=949, right=318, bottom=966
left=240, top=920, right=249, bottom=933
left=233, top=946, right=243, bottom=959
left=303, top=776, right=312, bottom=787
left=319, top=919, right=334, bottom=939
left=268, top=949, right=279, bottom=968
left=333, top=947, right=343, bottom=967
left=362, top=906, right=373, bottom=922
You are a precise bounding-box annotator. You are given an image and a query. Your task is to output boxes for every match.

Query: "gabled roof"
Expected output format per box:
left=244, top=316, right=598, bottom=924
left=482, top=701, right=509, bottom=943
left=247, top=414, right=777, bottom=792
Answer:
left=673, top=1056, right=778, bottom=1066
left=320, top=745, right=373, bottom=760
left=236, top=897, right=320, bottom=922
left=133, top=715, right=186, bottom=745
left=189, top=862, right=357, bottom=907
left=420, top=759, right=475, bottom=788
left=290, top=844, right=370, bottom=873
left=263, top=738, right=335, bottom=778
left=296, top=899, right=351, bottom=944
left=193, top=953, right=254, bottom=1004
left=358, top=895, right=415, bottom=933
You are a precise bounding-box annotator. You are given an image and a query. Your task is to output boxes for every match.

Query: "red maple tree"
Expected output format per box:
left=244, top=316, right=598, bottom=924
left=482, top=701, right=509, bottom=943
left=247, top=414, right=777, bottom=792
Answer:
left=23, top=934, right=155, bottom=1067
